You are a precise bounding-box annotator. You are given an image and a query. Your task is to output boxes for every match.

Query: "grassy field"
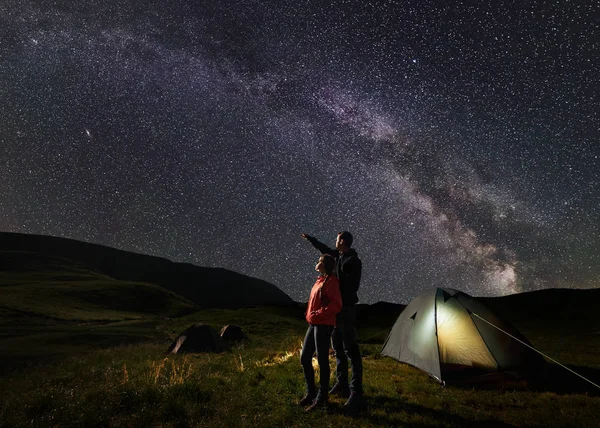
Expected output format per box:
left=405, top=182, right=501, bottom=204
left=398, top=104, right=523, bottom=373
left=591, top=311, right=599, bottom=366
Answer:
left=1, top=304, right=599, bottom=427
left=1, top=259, right=599, bottom=427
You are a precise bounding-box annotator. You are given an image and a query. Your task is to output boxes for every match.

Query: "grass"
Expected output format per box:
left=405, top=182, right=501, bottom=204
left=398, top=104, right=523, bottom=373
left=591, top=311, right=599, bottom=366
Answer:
left=1, top=305, right=599, bottom=427
left=1, top=258, right=599, bottom=426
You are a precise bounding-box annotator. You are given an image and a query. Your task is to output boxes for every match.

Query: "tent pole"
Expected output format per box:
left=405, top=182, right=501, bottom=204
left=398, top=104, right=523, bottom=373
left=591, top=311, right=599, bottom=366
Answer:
left=434, top=290, right=443, bottom=385
left=471, top=313, right=600, bottom=390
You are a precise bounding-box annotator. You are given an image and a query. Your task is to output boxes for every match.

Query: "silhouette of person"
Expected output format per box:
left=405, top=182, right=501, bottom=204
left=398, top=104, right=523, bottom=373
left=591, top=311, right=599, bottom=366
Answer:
left=301, top=231, right=364, bottom=414
left=299, top=254, right=342, bottom=412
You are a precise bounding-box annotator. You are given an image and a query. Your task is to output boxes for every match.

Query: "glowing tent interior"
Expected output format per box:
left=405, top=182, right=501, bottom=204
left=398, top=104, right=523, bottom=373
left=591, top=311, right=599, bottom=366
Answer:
left=381, top=288, right=545, bottom=384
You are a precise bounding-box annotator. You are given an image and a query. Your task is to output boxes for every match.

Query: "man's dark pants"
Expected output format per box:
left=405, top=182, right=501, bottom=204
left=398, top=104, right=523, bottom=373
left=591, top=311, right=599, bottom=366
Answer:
left=331, top=305, right=363, bottom=394
left=300, top=324, right=333, bottom=395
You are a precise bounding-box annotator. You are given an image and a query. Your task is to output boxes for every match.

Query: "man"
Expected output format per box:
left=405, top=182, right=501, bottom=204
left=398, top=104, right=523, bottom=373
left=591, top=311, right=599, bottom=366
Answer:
left=301, top=231, right=364, bottom=414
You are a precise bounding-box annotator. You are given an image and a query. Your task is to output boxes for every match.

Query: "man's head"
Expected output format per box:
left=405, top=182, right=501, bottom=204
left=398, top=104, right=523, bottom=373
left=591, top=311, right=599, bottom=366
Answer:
left=335, top=231, right=353, bottom=252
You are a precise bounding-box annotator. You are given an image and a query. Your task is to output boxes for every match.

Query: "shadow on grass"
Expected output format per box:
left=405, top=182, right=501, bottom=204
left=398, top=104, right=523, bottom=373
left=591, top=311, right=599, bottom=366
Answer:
left=0, top=356, right=59, bottom=376
left=338, top=394, right=517, bottom=427
left=444, top=363, right=600, bottom=397
left=537, top=363, right=600, bottom=396
left=0, top=331, right=164, bottom=376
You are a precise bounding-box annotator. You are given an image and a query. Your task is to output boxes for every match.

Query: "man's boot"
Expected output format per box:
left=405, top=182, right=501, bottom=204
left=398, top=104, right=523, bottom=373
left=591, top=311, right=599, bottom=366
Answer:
left=329, top=382, right=350, bottom=398
left=344, top=392, right=364, bottom=416
left=298, top=391, right=316, bottom=406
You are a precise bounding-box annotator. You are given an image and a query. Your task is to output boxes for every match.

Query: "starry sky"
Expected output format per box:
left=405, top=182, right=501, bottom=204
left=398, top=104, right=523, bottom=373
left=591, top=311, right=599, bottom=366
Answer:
left=1, top=0, right=599, bottom=303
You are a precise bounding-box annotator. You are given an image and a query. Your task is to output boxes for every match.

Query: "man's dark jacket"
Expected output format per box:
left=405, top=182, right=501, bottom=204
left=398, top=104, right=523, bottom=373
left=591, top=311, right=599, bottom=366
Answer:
left=305, top=235, right=362, bottom=306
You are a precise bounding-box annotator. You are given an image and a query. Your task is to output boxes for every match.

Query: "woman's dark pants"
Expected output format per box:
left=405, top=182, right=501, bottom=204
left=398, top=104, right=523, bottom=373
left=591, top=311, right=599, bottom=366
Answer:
left=300, top=324, right=332, bottom=396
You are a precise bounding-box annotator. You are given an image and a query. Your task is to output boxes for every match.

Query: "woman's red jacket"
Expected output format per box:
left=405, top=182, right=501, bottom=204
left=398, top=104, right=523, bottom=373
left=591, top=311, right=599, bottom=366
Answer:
left=305, top=274, right=342, bottom=326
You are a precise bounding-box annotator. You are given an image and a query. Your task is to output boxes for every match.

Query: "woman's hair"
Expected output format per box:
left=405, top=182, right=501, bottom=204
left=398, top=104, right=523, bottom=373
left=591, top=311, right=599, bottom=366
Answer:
left=320, top=254, right=336, bottom=275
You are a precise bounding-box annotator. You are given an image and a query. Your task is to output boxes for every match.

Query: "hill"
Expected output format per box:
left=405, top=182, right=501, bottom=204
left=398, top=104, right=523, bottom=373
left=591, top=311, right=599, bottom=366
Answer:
left=357, top=301, right=405, bottom=327
left=358, top=288, right=600, bottom=330
left=0, top=250, right=198, bottom=322
left=481, top=287, right=600, bottom=325
left=0, top=232, right=294, bottom=309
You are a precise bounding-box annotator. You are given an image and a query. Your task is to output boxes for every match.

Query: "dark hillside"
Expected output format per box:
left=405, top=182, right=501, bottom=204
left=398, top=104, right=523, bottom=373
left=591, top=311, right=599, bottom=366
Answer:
left=357, top=301, right=405, bottom=328
left=0, top=250, right=100, bottom=276
left=370, top=288, right=600, bottom=329
left=0, top=251, right=198, bottom=322
left=0, top=232, right=294, bottom=309
left=481, top=288, right=600, bottom=325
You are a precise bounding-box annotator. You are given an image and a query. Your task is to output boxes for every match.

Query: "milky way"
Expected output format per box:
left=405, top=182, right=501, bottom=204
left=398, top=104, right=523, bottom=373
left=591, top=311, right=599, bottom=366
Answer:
left=1, top=0, right=599, bottom=303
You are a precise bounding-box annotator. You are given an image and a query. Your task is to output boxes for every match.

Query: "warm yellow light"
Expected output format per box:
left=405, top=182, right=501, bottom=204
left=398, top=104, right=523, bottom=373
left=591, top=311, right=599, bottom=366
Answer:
left=436, top=304, right=497, bottom=369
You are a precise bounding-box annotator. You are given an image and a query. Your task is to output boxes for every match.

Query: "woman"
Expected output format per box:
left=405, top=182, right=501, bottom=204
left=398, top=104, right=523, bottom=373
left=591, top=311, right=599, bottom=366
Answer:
left=299, top=253, right=342, bottom=411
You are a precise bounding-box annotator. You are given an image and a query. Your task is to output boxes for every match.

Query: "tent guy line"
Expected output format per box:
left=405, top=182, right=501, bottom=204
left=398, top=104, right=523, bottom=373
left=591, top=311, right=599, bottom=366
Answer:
left=471, top=312, right=600, bottom=391
left=358, top=328, right=391, bottom=345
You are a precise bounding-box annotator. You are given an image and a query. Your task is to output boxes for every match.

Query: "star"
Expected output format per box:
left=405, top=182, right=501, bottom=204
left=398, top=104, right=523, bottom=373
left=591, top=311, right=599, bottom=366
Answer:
left=1, top=0, right=598, bottom=303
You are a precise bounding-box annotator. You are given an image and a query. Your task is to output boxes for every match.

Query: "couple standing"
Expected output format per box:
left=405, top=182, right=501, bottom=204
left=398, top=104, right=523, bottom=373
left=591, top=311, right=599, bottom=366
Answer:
left=299, top=231, right=364, bottom=415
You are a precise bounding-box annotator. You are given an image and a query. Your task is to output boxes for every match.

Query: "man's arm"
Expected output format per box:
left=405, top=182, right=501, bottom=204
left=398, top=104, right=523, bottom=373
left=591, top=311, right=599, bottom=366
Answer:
left=300, top=233, right=336, bottom=256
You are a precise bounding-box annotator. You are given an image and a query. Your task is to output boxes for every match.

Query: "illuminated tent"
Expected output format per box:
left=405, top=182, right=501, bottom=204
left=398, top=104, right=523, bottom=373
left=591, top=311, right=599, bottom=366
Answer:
left=381, top=288, right=543, bottom=384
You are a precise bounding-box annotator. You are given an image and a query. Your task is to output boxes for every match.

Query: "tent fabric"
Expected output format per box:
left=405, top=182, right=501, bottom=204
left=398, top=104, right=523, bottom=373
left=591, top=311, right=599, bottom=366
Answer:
left=436, top=292, right=498, bottom=369
left=381, top=288, right=543, bottom=383
left=166, top=324, right=225, bottom=354
left=219, top=324, right=247, bottom=343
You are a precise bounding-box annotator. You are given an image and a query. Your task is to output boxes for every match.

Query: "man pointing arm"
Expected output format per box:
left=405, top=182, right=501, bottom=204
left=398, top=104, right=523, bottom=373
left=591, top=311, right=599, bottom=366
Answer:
left=301, top=231, right=364, bottom=415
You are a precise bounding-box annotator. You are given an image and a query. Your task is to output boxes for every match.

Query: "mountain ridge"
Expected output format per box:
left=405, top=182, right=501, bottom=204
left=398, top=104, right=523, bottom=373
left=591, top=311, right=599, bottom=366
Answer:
left=0, top=232, right=294, bottom=309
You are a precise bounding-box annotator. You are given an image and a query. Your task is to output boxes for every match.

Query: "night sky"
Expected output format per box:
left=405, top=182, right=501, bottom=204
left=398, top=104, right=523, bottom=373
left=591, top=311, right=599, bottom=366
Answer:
left=2, top=1, right=599, bottom=303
